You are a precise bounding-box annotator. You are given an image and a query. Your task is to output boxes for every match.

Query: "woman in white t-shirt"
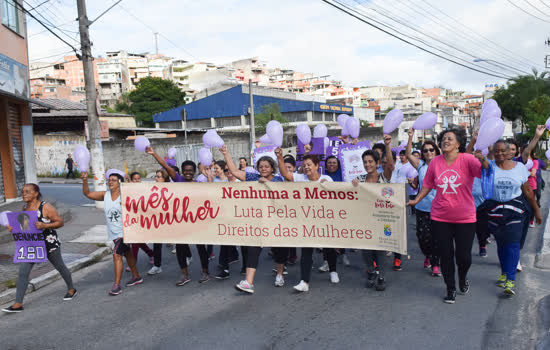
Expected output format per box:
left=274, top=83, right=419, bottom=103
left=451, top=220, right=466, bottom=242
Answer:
left=277, top=149, right=333, bottom=292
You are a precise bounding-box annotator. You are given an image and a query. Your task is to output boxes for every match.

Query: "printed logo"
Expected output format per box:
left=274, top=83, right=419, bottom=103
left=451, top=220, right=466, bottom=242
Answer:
left=384, top=224, right=392, bottom=237
left=381, top=187, right=394, bottom=199
left=437, top=170, right=461, bottom=194
left=108, top=208, right=121, bottom=223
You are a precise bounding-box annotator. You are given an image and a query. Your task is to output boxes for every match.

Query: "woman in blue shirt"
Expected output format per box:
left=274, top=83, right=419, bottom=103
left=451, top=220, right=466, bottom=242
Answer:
left=482, top=140, right=541, bottom=296
left=405, top=129, right=442, bottom=276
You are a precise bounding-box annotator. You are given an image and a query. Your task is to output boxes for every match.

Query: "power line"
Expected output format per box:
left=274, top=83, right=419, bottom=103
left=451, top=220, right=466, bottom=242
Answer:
left=28, top=19, right=75, bottom=37
left=539, top=0, right=550, bottom=11
left=30, top=49, right=73, bottom=61
left=320, top=0, right=511, bottom=79
left=13, top=0, right=80, bottom=55
left=505, top=0, right=550, bottom=24
left=23, top=0, right=80, bottom=42
left=29, top=58, right=80, bottom=71
left=523, top=0, right=550, bottom=17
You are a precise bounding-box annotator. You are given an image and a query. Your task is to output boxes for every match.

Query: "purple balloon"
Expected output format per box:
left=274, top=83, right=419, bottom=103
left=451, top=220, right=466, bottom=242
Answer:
left=134, top=136, right=150, bottom=152
left=398, top=140, right=408, bottom=148
left=202, top=129, right=224, bottom=148
left=345, top=117, right=360, bottom=139
left=337, top=114, right=350, bottom=128
left=383, top=109, right=403, bottom=134
left=406, top=165, right=418, bottom=179
left=259, top=134, right=272, bottom=144
left=526, top=159, right=534, bottom=170
left=168, top=147, right=177, bottom=158
left=324, top=137, right=329, bottom=151
left=198, top=147, right=213, bottom=166
left=73, top=145, right=90, bottom=172
left=482, top=99, right=498, bottom=112
left=341, top=123, right=349, bottom=136
left=296, top=124, right=312, bottom=145
left=480, top=105, right=501, bottom=125
left=245, top=166, right=258, bottom=174
left=313, top=124, right=328, bottom=138
left=266, top=120, right=283, bottom=147
left=0, top=211, right=11, bottom=227
left=546, top=149, right=550, bottom=160
left=482, top=148, right=489, bottom=156
left=545, top=117, right=550, bottom=131
left=474, top=118, right=505, bottom=150
left=412, top=112, right=437, bottom=130
left=376, top=140, right=384, bottom=144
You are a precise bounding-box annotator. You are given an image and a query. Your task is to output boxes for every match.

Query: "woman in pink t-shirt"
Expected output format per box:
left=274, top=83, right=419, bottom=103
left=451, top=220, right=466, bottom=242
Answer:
left=408, top=129, right=486, bottom=304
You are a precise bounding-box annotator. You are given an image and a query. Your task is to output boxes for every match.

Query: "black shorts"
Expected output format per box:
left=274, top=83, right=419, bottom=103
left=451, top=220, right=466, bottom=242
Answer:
left=113, top=238, right=130, bottom=256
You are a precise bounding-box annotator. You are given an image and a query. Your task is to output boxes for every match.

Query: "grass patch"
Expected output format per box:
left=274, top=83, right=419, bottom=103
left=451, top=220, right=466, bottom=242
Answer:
left=95, top=243, right=107, bottom=247
left=5, top=279, right=16, bottom=288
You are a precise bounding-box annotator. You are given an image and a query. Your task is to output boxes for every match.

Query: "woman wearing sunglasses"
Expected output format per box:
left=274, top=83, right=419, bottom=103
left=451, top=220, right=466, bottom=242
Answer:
left=405, top=128, right=442, bottom=277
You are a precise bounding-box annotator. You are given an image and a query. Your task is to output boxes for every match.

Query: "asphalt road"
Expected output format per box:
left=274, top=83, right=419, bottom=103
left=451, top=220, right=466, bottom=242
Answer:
left=1, top=185, right=548, bottom=349
left=40, top=183, right=94, bottom=207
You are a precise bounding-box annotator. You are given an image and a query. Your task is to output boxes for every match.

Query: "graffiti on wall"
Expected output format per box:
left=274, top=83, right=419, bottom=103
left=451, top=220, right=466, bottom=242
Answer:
left=34, top=135, right=87, bottom=176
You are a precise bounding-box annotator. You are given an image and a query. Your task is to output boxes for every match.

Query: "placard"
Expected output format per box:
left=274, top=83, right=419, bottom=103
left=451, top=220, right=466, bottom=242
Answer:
left=8, top=211, right=48, bottom=263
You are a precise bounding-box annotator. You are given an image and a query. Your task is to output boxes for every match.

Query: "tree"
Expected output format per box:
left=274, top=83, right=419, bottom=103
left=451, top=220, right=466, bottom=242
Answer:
left=126, top=77, right=186, bottom=127
left=254, top=103, right=288, bottom=134
left=524, top=95, right=550, bottom=139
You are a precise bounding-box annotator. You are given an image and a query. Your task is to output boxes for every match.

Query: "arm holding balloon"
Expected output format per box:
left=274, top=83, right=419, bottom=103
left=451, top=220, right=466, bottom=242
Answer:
left=276, top=147, right=294, bottom=182
left=466, top=130, right=478, bottom=154
left=145, top=146, right=177, bottom=180
left=219, top=145, right=246, bottom=181
left=405, top=129, right=420, bottom=170
left=473, top=150, right=490, bottom=169
left=521, top=125, right=545, bottom=163
left=383, top=134, right=394, bottom=181
left=81, top=172, right=106, bottom=201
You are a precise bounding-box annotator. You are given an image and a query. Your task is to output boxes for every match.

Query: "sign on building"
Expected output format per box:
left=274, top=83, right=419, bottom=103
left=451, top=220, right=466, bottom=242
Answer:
left=0, top=53, right=29, bottom=99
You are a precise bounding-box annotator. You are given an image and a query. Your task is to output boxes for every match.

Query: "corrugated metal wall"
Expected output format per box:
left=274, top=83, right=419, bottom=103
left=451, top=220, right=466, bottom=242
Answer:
left=8, top=103, right=25, bottom=194
left=0, top=152, right=4, bottom=203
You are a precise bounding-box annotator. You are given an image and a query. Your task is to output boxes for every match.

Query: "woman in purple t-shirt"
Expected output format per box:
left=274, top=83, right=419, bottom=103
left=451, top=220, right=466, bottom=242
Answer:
left=408, top=129, right=486, bottom=304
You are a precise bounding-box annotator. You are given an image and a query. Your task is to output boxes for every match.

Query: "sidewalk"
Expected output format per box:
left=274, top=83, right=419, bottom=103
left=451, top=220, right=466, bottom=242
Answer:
left=38, top=177, right=82, bottom=184
left=0, top=202, right=110, bottom=304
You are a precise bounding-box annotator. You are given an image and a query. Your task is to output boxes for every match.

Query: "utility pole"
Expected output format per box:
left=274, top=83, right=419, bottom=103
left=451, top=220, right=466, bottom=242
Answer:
left=154, top=32, right=159, bottom=56
left=248, top=79, right=256, bottom=163
left=77, top=0, right=106, bottom=208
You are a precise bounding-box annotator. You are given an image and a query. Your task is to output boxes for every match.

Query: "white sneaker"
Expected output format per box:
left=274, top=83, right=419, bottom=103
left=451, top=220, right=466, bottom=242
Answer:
left=318, top=261, right=329, bottom=272
left=147, top=266, right=162, bottom=275
left=186, top=257, right=192, bottom=266
left=517, top=261, right=523, bottom=272
left=342, top=254, right=351, bottom=266
left=171, top=248, right=176, bottom=254
left=330, top=271, right=340, bottom=284
left=293, top=280, right=309, bottom=292
left=274, top=274, right=285, bottom=287
left=235, top=280, right=254, bottom=294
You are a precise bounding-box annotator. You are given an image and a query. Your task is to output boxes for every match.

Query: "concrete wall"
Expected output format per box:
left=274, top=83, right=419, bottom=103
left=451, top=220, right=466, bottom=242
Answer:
left=34, top=135, right=86, bottom=176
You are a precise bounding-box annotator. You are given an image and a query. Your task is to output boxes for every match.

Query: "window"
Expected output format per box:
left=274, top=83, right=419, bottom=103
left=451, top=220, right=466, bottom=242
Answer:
left=1, top=0, right=19, bottom=34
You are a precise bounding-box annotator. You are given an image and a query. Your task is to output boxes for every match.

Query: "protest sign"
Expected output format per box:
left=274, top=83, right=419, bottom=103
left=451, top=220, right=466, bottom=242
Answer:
left=339, top=141, right=371, bottom=182
left=253, top=145, right=276, bottom=166
left=8, top=211, right=47, bottom=263
left=122, top=182, right=407, bottom=254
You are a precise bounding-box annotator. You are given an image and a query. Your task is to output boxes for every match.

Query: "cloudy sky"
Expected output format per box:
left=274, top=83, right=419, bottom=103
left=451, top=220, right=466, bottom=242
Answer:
left=25, top=0, right=548, bottom=94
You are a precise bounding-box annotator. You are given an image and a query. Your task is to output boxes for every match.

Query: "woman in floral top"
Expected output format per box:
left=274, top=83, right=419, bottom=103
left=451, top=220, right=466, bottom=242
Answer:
left=2, top=184, right=76, bottom=313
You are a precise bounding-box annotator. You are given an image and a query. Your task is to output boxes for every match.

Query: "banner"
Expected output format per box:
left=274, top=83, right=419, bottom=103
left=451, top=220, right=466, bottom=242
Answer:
left=7, top=211, right=47, bottom=263
left=122, top=182, right=407, bottom=254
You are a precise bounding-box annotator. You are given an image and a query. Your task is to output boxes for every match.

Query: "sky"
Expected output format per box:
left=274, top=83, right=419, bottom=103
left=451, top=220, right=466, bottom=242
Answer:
left=24, top=0, right=550, bottom=94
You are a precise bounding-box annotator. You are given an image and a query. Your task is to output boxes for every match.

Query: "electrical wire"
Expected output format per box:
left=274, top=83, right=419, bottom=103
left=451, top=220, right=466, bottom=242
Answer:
left=29, top=58, right=80, bottom=71
left=28, top=19, right=75, bottom=37
left=30, top=49, right=74, bottom=61
left=523, top=0, right=550, bottom=17
left=320, top=0, right=511, bottom=79
left=505, top=0, right=550, bottom=24
left=23, top=0, right=80, bottom=42
left=539, top=0, right=550, bottom=11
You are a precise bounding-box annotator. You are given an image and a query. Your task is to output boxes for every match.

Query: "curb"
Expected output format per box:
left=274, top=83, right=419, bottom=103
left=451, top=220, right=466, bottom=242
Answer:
left=535, top=206, right=550, bottom=270
left=0, top=247, right=112, bottom=306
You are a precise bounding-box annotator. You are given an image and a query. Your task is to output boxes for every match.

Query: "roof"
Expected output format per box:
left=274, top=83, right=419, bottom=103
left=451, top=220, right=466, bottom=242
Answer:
left=30, top=98, right=135, bottom=118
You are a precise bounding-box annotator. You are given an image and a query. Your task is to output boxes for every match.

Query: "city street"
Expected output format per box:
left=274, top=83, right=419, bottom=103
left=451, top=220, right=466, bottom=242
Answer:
left=0, top=183, right=548, bottom=350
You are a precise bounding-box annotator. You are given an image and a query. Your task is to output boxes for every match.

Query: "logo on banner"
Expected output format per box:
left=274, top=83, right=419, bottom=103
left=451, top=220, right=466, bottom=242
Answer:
left=381, top=187, right=394, bottom=199
left=384, top=224, right=392, bottom=237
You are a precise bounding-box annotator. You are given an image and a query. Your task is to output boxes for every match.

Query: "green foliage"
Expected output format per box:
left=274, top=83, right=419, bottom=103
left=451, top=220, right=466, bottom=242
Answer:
left=524, top=95, right=550, bottom=139
left=254, top=103, right=288, bottom=134
left=127, top=77, right=186, bottom=127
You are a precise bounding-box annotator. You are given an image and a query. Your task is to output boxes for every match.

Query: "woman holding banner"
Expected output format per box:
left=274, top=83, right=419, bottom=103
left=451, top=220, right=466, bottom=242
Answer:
left=405, top=129, right=442, bottom=276
left=277, top=150, right=334, bottom=292
left=352, top=136, right=394, bottom=291
left=145, top=147, right=211, bottom=285
left=81, top=172, right=143, bottom=296
left=2, top=184, right=76, bottom=313
left=220, top=145, right=285, bottom=294
left=407, top=129, right=486, bottom=304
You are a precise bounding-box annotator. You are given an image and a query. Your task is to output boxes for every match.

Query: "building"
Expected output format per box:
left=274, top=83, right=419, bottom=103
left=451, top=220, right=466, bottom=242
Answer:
left=0, top=1, right=38, bottom=203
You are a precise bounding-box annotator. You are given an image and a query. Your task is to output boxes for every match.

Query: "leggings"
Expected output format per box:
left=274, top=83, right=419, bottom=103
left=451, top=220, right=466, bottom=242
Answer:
left=241, top=246, right=248, bottom=270
left=272, top=247, right=290, bottom=265
left=153, top=244, right=162, bottom=267
left=245, top=247, right=262, bottom=269
left=16, top=248, right=74, bottom=304
left=416, top=210, right=439, bottom=267
left=476, top=207, right=489, bottom=248
left=363, top=249, right=385, bottom=274
left=176, top=244, right=209, bottom=270
left=322, top=248, right=338, bottom=269
left=131, top=243, right=153, bottom=260
left=300, top=248, right=336, bottom=283
left=432, top=220, right=476, bottom=292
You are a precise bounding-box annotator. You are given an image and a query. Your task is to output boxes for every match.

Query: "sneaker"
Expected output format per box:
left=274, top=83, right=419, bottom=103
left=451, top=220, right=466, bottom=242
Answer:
left=147, top=266, right=162, bottom=275
left=375, top=277, right=386, bottom=291
left=287, top=256, right=298, bottom=265
left=272, top=266, right=288, bottom=275
left=215, top=270, right=230, bottom=280
left=479, top=247, right=487, bottom=257
left=108, top=283, right=122, bottom=296
left=459, top=280, right=470, bottom=294
left=176, top=274, right=191, bottom=286
left=125, top=276, right=143, bottom=287
left=342, top=254, right=351, bottom=266
left=171, top=248, right=176, bottom=254
left=432, top=265, right=442, bottom=277
left=63, top=289, right=78, bottom=301
left=530, top=220, right=535, bottom=228
left=517, top=261, right=523, bottom=272
left=366, top=271, right=378, bottom=288
left=199, top=273, right=211, bottom=284
left=275, top=274, right=285, bottom=287
left=125, top=266, right=131, bottom=272
left=503, top=280, right=516, bottom=295
left=444, top=290, right=456, bottom=304
left=186, top=257, right=193, bottom=266
left=486, top=237, right=492, bottom=245
left=148, top=256, right=154, bottom=265
left=1, top=305, right=24, bottom=313
left=209, top=253, right=216, bottom=261
left=318, top=260, right=329, bottom=272
left=497, top=274, right=507, bottom=288
left=330, top=272, right=340, bottom=284
left=423, top=257, right=431, bottom=269
left=235, top=280, right=254, bottom=294
left=293, top=280, right=309, bottom=292
left=393, top=258, right=402, bottom=271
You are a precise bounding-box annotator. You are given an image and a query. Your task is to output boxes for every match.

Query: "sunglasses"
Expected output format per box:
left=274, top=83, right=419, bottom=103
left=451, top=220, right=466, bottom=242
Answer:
left=155, top=175, right=162, bottom=178
left=422, top=148, right=435, bottom=153
left=224, top=169, right=229, bottom=173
